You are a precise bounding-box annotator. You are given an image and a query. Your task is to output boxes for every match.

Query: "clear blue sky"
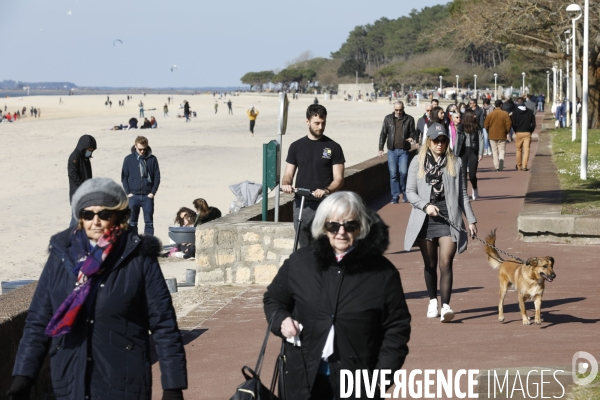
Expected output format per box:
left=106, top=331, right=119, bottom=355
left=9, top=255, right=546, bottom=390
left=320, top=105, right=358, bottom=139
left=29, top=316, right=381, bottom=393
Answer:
left=1, top=0, right=449, bottom=88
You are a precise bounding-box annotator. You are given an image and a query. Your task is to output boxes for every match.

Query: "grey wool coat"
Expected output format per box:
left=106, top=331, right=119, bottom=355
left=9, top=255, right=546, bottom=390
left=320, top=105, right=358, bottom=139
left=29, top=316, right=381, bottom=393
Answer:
left=404, top=155, right=477, bottom=253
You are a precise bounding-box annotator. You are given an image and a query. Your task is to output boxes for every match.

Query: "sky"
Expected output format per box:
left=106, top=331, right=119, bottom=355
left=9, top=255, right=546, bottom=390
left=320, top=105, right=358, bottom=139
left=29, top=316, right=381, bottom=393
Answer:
left=1, top=0, right=449, bottom=88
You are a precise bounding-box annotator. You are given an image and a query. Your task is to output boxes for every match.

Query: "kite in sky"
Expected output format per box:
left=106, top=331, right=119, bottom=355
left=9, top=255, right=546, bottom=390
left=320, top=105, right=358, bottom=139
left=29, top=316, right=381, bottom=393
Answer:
left=113, top=39, right=123, bottom=47
left=67, top=10, right=72, bottom=15
left=171, top=65, right=178, bottom=72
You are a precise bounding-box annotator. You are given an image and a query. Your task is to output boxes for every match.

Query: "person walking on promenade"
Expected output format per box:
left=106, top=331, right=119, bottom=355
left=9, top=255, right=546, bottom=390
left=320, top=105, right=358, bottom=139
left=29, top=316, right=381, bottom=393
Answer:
left=183, top=101, right=191, bottom=122
left=416, top=104, right=433, bottom=145
left=227, top=99, right=233, bottom=115
left=68, top=135, right=97, bottom=226
left=484, top=100, right=512, bottom=171
left=264, top=191, right=411, bottom=399
left=468, top=99, right=485, bottom=132
left=454, top=110, right=484, bottom=199
left=281, top=104, right=345, bottom=248
left=501, top=98, right=515, bottom=141
left=525, top=94, right=537, bottom=115
left=7, top=177, right=187, bottom=400
left=404, top=123, right=477, bottom=323
left=511, top=97, right=537, bottom=171
left=481, top=98, right=494, bottom=156
left=378, top=101, right=417, bottom=204
left=246, top=106, right=259, bottom=135
left=163, top=103, right=169, bottom=117
left=121, top=136, right=161, bottom=236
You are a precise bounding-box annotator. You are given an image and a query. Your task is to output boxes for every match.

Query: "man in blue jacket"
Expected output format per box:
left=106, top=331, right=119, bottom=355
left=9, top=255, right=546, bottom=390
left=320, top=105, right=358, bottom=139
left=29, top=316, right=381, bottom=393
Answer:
left=121, top=136, right=161, bottom=235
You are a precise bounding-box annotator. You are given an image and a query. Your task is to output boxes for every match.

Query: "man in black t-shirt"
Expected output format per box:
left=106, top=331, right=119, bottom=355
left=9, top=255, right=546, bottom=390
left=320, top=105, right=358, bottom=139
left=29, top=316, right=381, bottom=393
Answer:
left=282, top=104, right=345, bottom=248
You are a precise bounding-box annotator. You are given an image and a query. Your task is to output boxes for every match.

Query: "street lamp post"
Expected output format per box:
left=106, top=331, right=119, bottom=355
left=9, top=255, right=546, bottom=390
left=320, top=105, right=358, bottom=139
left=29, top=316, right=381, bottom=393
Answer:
left=552, top=64, right=558, bottom=103
left=473, top=74, right=477, bottom=99
left=567, top=3, right=582, bottom=141
left=522, top=72, right=526, bottom=94
left=494, top=73, right=498, bottom=100
left=546, top=71, right=550, bottom=106
left=581, top=0, right=590, bottom=179
left=565, top=31, right=572, bottom=132
left=439, top=75, right=443, bottom=98
left=456, top=75, right=459, bottom=104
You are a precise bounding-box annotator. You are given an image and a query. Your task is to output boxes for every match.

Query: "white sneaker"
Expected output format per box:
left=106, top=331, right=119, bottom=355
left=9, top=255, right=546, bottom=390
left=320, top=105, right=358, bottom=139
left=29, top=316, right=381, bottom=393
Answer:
left=472, top=189, right=479, bottom=200
left=440, top=304, right=455, bottom=323
left=427, top=299, right=439, bottom=318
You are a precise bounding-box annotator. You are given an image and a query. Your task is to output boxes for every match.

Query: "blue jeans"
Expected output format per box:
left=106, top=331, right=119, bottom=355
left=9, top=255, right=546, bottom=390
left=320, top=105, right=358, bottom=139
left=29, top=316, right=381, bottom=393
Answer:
left=482, top=128, right=491, bottom=152
left=139, top=109, right=144, bottom=118
left=537, top=102, right=543, bottom=112
left=129, top=194, right=154, bottom=235
left=387, top=149, right=409, bottom=201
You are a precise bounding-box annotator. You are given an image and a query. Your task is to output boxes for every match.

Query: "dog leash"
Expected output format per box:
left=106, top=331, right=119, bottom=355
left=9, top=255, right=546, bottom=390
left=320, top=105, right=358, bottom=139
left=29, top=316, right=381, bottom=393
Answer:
left=415, top=205, right=526, bottom=263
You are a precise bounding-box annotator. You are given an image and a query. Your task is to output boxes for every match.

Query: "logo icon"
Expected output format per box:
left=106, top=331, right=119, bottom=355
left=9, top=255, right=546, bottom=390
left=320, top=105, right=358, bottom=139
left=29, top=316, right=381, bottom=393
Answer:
left=572, top=351, right=598, bottom=386
left=322, top=148, right=332, bottom=159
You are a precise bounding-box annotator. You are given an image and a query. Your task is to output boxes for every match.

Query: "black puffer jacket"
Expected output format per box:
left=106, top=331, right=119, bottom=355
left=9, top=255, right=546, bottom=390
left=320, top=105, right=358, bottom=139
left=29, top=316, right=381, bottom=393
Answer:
left=12, top=228, right=187, bottom=399
left=264, top=212, right=411, bottom=399
left=378, top=113, right=417, bottom=151
left=67, top=135, right=96, bottom=202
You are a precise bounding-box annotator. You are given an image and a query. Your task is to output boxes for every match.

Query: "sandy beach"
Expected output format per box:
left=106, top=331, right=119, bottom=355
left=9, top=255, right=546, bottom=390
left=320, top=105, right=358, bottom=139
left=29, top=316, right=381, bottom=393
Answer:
left=0, top=93, right=427, bottom=284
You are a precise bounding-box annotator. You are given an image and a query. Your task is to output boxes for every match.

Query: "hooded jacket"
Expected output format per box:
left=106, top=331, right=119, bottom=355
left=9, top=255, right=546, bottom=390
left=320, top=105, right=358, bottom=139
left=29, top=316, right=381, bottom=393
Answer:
left=12, top=228, right=187, bottom=399
left=511, top=105, right=537, bottom=134
left=264, top=211, right=411, bottom=399
left=67, top=135, right=97, bottom=202
left=121, top=146, right=161, bottom=195
left=193, top=207, right=222, bottom=227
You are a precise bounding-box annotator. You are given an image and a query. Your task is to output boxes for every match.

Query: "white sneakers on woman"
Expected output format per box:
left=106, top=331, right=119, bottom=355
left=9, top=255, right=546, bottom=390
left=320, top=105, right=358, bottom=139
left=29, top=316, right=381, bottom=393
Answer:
left=440, top=304, right=455, bottom=323
left=427, top=299, right=439, bottom=318
left=472, top=189, right=479, bottom=200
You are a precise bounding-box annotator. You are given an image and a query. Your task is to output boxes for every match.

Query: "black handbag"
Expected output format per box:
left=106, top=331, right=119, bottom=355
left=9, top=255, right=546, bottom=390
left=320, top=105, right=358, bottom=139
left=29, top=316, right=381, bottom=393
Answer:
left=230, top=314, right=286, bottom=400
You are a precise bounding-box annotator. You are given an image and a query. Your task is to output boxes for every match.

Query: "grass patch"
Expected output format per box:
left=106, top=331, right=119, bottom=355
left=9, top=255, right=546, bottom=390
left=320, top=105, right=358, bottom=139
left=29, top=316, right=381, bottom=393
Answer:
left=550, top=128, right=600, bottom=215
left=567, top=372, right=600, bottom=400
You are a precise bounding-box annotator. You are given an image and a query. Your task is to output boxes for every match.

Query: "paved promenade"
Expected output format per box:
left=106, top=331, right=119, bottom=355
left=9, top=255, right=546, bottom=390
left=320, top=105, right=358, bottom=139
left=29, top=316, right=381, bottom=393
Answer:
left=153, top=115, right=600, bottom=399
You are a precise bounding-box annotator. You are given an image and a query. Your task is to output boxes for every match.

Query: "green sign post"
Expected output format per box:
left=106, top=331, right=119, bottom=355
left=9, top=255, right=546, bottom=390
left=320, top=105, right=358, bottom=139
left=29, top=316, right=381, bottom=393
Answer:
left=262, top=140, right=280, bottom=221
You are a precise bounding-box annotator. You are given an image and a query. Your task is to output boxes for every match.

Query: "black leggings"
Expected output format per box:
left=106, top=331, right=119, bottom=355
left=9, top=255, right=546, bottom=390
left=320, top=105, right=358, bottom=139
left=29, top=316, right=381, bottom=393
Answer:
left=461, top=147, right=479, bottom=190
left=250, top=120, right=256, bottom=133
left=417, top=236, right=457, bottom=305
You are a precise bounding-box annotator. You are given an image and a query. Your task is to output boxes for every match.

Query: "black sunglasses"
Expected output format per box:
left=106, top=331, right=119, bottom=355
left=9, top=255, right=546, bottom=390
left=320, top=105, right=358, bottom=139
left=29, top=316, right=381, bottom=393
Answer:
left=80, top=210, right=114, bottom=221
left=325, top=220, right=360, bottom=233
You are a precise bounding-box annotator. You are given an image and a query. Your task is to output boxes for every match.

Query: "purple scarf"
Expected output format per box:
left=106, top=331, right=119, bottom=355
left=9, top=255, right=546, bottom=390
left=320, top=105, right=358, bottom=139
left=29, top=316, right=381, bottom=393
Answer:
left=45, top=226, right=122, bottom=337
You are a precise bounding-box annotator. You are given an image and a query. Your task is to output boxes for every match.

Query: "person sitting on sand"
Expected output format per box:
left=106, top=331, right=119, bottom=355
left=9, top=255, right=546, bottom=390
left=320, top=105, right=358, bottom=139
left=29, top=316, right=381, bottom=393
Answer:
left=150, top=116, right=157, bottom=129
left=169, top=207, right=197, bottom=259
left=192, top=198, right=222, bottom=227
left=128, top=117, right=138, bottom=129
left=140, top=118, right=152, bottom=129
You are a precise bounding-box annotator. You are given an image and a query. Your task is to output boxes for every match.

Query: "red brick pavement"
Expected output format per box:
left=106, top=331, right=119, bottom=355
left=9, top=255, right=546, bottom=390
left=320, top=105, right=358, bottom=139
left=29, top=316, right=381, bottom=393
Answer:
left=154, top=115, right=600, bottom=399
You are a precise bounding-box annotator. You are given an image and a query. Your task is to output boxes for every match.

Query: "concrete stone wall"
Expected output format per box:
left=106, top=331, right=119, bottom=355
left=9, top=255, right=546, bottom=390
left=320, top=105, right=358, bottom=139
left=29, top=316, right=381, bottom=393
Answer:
left=195, top=222, right=295, bottom=284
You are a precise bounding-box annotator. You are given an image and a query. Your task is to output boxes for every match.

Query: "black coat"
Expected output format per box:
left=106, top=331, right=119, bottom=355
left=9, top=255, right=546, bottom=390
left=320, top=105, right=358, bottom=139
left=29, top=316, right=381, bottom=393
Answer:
left=263, top=212, right=411, bottom=399
left=379, top=113, right=417, bottom=151
left=121, top=146, right=161, bottom=195
left=511, top=106, right=537, bottom=134
left=453, top=125, right=484, bottom=158
left=12, top=228, right=187, bottom=400
left=67, top=135, right=96, bottom=202
left=193, top=207, right=222, bottom=227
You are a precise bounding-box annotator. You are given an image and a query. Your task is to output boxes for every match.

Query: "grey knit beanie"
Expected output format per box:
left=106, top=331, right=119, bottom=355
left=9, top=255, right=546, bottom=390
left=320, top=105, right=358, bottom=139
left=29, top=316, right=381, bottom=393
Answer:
left=72, top=177, right=128, bottom=218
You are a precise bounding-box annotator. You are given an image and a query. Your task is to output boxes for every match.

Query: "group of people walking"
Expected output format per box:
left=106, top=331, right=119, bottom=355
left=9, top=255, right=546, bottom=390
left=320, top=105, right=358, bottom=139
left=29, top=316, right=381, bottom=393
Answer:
left=8, top=98, right=537, bottom=399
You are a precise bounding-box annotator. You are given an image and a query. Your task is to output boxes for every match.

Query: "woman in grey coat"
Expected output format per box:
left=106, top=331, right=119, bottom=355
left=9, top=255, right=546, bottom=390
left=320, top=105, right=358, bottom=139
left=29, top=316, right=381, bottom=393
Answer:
left=404, top=123, right=477, bottom=323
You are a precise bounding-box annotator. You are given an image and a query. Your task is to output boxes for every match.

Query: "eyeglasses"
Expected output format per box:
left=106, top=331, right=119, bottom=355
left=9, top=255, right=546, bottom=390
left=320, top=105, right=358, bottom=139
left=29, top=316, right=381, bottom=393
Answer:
left=394, top=108, right=403, bottom=112
left=324, top=220, right=360, bottom=233
left=80, top=210, right=114, bottom=221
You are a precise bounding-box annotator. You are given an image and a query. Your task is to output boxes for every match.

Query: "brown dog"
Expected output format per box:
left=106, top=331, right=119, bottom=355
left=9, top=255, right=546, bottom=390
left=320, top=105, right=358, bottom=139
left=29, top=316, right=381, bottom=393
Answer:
left=484, top=230, right=556, bottom=325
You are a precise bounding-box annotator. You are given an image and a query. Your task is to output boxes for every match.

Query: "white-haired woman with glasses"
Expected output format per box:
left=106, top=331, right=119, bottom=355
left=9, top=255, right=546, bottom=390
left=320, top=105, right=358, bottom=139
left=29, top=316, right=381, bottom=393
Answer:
left=264, top=191, right=411, bottom=400
left=8, top=178, right=187, bottom=400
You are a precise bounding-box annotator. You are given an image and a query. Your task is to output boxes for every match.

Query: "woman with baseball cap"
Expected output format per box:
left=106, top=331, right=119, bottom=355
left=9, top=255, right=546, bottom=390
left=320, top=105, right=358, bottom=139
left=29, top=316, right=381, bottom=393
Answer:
left=404, top=123, right=477, bottom=323
left=8, top=178, right=187, bottom=400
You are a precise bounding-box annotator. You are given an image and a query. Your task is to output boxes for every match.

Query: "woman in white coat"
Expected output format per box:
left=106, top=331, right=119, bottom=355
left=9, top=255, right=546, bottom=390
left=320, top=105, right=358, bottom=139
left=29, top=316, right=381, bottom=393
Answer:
left=404, top=123, right=477, bottom=323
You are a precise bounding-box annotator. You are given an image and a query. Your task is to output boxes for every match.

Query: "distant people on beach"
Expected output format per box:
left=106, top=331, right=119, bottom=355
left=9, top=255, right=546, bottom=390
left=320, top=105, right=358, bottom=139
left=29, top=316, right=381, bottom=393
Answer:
left=227, top=99, right=233, bottom=115
left=139, top=101, right=144, bottom=118
left=184, top=101, right=191, bottom=122
left=68, top=135, right=97, bottom=224
left=247, top=106, right=259, bottom=136
left=313, top=97, right=319, bottom=104
left=150, top=116, right=157, bottom=128
left=214, top=101, right=218, bottom=114
left=141, top=118, right=152, bottom=129
left=164, top=103, right=169, bottom=117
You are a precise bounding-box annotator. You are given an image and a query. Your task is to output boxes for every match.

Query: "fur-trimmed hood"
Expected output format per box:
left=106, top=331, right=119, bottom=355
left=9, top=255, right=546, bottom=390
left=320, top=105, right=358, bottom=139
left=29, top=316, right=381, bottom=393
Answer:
left=309, top=209, right=390, bottom=274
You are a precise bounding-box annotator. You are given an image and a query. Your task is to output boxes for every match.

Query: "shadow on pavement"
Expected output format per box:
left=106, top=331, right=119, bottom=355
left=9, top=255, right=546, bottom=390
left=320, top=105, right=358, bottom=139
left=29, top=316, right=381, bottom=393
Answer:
left=150, top=328, right=208, bottom=364
left=404, top=286, right=484, bottom=300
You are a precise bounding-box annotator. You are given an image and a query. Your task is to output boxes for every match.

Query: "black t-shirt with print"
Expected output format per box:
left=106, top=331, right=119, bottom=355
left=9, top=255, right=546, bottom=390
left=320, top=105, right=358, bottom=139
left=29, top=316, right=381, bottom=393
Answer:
left=286, top=135, right=345, bottom=193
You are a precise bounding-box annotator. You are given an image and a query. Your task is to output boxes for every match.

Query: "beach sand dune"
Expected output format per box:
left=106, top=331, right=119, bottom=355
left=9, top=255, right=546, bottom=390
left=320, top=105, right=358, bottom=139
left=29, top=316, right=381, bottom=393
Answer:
left=0, top=94, right=426, bottom=283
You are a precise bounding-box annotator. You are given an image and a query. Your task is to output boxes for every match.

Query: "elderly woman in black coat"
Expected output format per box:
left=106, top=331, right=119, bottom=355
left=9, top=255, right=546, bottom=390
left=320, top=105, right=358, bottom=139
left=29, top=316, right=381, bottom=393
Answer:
left=8, top=178, right=187, bottom=400
left=264, top=191, right=411, bottom=400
